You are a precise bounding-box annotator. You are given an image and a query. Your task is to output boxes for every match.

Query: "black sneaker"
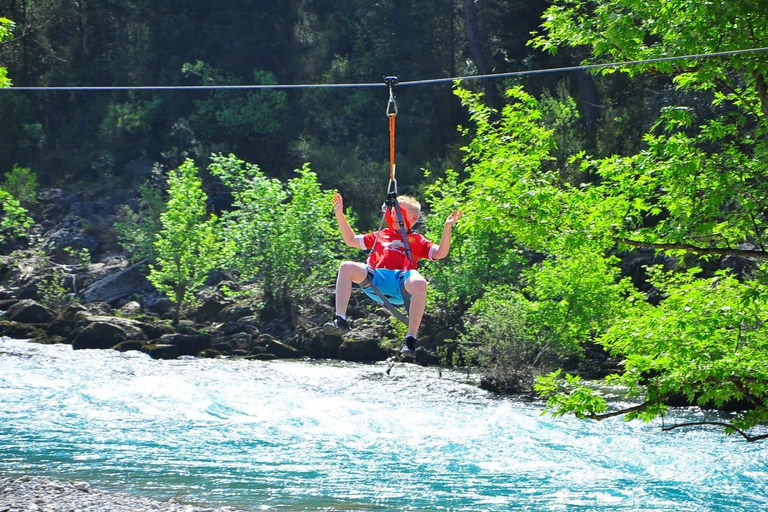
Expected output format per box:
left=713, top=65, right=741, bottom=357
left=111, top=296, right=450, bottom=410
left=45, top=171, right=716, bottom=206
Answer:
left=322, top=315, right=350, bottom=335
left=399, top=335, right=417, bottom=359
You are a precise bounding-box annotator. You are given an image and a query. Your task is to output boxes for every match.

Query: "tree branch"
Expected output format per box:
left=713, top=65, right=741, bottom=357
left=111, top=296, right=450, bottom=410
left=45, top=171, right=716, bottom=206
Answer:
left=613, top=237, right=768, bottom=260
left=584, top=401, right=649, bottom=420
left=661, top=421, right=768, bottom=442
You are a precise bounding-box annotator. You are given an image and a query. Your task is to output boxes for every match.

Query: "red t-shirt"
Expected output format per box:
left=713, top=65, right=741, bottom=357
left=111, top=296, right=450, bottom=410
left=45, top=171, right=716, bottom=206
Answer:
left=359, top=229, right=436, bottom=271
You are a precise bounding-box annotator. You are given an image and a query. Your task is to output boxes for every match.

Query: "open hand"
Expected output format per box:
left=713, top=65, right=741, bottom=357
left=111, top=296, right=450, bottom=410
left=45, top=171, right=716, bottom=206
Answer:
left=332, top=192, right=344, bottom=212
left=445, top=209, right=463, bottom=227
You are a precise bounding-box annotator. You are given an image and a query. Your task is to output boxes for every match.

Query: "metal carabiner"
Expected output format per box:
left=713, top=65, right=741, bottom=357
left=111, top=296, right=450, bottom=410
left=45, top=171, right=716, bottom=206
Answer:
left=384, top=75, right=398, bottom=116
left=387, top=178, right=398, bottom=196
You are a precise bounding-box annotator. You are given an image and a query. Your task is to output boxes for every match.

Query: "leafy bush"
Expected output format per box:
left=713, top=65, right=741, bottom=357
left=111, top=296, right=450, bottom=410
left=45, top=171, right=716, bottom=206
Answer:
left=459, top=286, right=539, bottom=378
left=523, top=249, right=642, bottom=364
left=0, top=187, right=32, bottom=244
left=114, top=183, right=165, bottom=263
left=209, top=153, right=352, bottom=313
left=148, top=159, right=222, bottom=325
left=2, top=165, right=38, bottom=209
left=537, top=267, right=768, bottom=435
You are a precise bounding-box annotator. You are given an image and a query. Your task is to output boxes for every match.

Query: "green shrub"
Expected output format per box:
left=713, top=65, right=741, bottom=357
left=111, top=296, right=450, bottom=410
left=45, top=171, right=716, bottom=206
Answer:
left=3, top=165, right=38, bottom=209
left=0, top=187, right=32, bottom=244
left=114, top=183, right=165, bottom=263
left=148, top=159, right=222, bottom=325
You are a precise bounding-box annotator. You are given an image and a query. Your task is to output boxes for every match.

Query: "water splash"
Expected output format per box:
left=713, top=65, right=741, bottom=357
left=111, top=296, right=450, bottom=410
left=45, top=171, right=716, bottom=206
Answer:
left=1, top=337, right=767, bottom=511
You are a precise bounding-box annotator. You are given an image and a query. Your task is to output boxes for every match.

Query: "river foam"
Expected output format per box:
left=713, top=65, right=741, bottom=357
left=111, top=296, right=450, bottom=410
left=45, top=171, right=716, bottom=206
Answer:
left=2, top=337, right=767, bottom=511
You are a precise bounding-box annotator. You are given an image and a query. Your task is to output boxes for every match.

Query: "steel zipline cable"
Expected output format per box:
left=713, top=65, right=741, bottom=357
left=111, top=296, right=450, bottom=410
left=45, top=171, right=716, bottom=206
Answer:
left=4, top=46, right=768, bottom=92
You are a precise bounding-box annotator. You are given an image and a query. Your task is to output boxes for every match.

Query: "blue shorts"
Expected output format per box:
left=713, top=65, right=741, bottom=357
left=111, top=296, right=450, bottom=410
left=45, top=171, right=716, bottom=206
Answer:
left=361, top=268, right=412, bottom=306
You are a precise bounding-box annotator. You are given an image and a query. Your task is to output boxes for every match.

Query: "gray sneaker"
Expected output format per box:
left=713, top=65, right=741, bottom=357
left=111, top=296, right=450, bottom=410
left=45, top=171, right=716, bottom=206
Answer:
left=323, top=315, right=351, bottom=335
left=399, top=335, right=417, bottom=359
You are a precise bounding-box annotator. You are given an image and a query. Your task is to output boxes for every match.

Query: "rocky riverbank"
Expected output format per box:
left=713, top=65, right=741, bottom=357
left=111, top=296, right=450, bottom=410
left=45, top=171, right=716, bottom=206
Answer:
left=0, top=185, right=449, bottom=366
left=0, top=475, right=245, bottom=512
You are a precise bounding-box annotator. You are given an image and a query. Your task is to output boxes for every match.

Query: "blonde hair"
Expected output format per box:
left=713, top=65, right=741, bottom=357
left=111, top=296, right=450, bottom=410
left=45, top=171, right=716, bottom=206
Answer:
left=397, top=195, right=421, bottom=216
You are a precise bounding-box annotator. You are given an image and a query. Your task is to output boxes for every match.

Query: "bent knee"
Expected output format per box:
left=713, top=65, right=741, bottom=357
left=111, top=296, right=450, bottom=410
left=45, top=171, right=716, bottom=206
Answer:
left=339, top=261, right=368, bottom=282
left=405, top=276, right=427, bottom=296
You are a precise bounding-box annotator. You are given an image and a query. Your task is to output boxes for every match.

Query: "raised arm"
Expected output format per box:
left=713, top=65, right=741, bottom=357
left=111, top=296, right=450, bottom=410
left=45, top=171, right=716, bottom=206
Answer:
left=332, top=193, right=359, bottom=248
left=432, top=209, right=463, bottom=260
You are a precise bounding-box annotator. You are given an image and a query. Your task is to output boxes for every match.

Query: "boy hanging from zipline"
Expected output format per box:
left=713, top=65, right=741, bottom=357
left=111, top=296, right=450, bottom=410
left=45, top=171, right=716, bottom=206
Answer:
left=322, top=191, right=462, bottom=358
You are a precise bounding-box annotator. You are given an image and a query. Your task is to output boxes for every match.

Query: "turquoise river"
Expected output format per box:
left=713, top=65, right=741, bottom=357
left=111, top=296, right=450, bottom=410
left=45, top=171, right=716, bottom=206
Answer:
left=1, top=337, right=767, bottom=511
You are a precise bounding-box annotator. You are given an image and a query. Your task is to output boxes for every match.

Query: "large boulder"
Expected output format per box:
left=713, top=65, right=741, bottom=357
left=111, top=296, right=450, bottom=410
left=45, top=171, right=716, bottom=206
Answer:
left=46, top=303, right=91, bottom=336
left=0, top=321, right=46, bottom=340
left=81, top=261, right=151, bottom=304
left=72, top=320, right=147, bottom=350
left=308, top=334, right=342, bottom=359
left=79, top=314, right=169, bottom=340
left=219, top=304, right=254, bottom=322
left=192, top=295, right=233, bottom=322
left=43, top=226, right=99, bottom=261
left=141, top=343, right=180, bottom=360
left=3, top=299, right=56, bottom=324
left=337, top=336, right=387, bottom=362
left=154, top=333, right=212, bottom=356
left=262, top=337, right=302, bottom=359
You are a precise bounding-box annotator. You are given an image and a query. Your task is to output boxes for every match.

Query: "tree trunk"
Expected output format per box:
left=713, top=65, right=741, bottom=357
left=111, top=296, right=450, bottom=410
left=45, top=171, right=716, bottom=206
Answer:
left=575, top=47, right=599, bottom=149
left=462, top=0, right=500, bottom=113
left=576, top=69, right=599, bottom=147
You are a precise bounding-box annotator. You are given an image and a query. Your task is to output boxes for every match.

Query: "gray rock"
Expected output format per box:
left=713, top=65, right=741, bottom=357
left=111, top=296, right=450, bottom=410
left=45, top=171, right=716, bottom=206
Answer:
left=338, top=337, right=387, bottom=362
left=156, top=333, right=212, bottom=356
left=263, top=338, right=302, bottom=359
left=142, top=343, right=180, bottom=359
left=219, top=304, right=254, bottom=322
left=81, top=261, right=152, bottom=304
left=4, top=299, right=56, bottom=324
left=72, top=319, right=147, bottom=350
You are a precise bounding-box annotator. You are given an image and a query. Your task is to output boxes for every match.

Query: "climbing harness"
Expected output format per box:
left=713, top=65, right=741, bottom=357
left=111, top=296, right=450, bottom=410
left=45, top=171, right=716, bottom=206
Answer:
left=361, top=76, right=416, bottom=325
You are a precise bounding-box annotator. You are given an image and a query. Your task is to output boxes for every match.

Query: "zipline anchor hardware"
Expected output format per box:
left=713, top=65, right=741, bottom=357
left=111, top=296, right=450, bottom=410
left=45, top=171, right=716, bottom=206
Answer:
left=384, top=76, right=398, bottom=116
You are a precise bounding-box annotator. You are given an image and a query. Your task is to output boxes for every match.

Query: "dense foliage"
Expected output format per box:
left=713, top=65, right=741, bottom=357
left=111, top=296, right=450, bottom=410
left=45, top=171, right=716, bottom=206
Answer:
left=209, top=153, right=352, bottom=313
left=525, top=0, right=768, bottom=439
left=148, top=159, right=221, bottom=325
left=0, top=0, right=552, bottom=227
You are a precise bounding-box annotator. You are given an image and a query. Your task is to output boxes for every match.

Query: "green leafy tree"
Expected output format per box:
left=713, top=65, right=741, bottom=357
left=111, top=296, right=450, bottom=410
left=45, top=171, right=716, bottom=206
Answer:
left=523, top=0, right=768, bottom=438
left=424, top=86, right=559, bottom=307
left=2, top=165, right=39, bottom=209
left=428, top=86, right=640, bottom=380
left=0, top=187, right=32, bottom=245
left=0, top=17, right=13, bottom=88
left=114, top=183, right=166, bottom=264
left=182, top=62, right=288, bottom=161
left=148, top=159, right=222, bottom=325
left=209, top=153, right=351, bottom=315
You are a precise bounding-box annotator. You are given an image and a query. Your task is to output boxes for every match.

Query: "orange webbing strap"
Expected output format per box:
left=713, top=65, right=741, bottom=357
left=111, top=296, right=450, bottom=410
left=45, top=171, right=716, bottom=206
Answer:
left=389, top=113, right=396, bottom=181
left=384, top=75, right=398, bottom=183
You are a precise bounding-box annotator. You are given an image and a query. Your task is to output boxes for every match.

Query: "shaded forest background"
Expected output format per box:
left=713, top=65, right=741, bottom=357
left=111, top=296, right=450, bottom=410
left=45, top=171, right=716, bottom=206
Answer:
left=0, top=0, right=642, bottom=226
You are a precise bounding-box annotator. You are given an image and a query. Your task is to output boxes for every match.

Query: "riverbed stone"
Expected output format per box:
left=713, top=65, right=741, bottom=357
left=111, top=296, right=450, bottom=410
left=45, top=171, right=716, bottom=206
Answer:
left=192, top=295, right=233, bottom=322
left=0, top=320, right=45, bottom=340
left=338, top=337, right=387, bottom=362
left=72, top=320, right=147, bottom=350
left=112, top=339, right=147, bottom=352
left=142, top=343, right=180, bottom=359
left=220, top=304, right=254, bottom=322
left=156, top=333, right=212, bottom=356
left=0, top=475, right=241, bottom=512
left=81, top=261, right=151, bottom=304
left=309, top=334, right=342, bottom=359
left=46, top=303, right=91, bottom=336
left=0, top=298, right=19, bottom=311
left=4, top=299, right=56, bottom=324
left=262, top=338, right=302, bottom=359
